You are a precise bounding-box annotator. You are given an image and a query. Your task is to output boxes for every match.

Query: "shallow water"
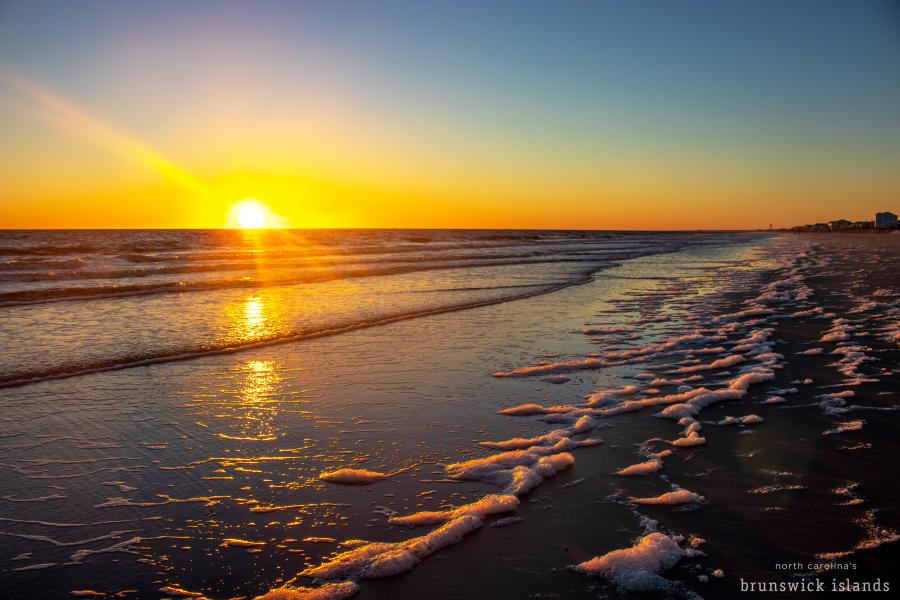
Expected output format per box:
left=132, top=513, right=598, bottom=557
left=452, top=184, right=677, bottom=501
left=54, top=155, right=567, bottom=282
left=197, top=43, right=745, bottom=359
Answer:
left=1, top=231, right=898, bottom=599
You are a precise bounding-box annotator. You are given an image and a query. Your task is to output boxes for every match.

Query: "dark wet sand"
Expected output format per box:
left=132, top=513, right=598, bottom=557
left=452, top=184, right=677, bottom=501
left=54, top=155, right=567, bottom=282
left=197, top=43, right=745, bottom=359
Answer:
left=361, top=234, right=900, bottom=600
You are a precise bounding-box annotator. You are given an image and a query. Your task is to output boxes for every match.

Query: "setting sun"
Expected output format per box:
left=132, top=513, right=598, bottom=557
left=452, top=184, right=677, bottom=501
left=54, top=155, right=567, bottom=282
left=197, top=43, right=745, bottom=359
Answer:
left=227, top=199, right=272, bottom=229
left=237, top=203, right=266, bottom=229
left=225, top=198, right=289, bottom=229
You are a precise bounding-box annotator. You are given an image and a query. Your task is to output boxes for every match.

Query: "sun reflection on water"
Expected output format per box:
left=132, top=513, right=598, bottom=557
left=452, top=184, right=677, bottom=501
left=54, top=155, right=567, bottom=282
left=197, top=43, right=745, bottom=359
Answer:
left=243, top=297, right=266, bottom=335
left=224, top=295, right=276, bottom=343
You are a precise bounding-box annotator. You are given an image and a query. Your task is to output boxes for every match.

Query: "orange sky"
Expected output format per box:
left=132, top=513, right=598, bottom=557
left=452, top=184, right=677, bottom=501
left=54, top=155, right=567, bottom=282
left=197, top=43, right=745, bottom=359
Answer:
left=2, top=76, right=892, bottom=231
left=2, top=2, right=899, bottom=230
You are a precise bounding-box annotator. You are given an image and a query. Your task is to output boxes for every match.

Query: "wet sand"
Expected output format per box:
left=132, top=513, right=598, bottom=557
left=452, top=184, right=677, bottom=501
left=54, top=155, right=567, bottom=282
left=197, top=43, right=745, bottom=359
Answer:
left=358, top=235, right=900, bottom=600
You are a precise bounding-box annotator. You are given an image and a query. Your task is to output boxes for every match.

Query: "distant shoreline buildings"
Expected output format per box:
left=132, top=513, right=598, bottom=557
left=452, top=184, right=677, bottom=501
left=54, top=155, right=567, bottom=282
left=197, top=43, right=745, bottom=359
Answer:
left=785, top=211, right=897, bottom=232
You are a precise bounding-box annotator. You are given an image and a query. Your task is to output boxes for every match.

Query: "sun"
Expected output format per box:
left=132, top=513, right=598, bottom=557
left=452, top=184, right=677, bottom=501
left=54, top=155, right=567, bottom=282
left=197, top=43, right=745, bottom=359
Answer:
left=227, top=198, right=287, bottom=229
left=236, top=203, right=267, bottom=229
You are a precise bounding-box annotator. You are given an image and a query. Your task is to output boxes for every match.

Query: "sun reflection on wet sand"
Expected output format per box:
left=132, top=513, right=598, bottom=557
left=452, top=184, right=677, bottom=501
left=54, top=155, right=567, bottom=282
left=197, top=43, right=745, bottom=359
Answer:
left=195, top=359, right=286, bottom=443
left=223, top=360, right=282, bottom=442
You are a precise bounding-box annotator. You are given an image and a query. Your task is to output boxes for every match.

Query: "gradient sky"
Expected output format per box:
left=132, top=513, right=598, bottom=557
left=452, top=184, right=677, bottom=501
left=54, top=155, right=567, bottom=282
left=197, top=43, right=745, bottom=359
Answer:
left=1, top=0, right=899, bottom=229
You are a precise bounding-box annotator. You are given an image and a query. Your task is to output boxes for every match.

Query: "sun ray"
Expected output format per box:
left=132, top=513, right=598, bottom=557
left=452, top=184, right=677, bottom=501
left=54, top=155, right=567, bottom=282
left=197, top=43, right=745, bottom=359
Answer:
left=1, top=66, right=217, bottom=201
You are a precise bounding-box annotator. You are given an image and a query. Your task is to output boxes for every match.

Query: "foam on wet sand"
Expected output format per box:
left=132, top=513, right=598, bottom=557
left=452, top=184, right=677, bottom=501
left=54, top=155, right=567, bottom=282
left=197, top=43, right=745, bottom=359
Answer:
left=301, top=516, right=483, bottom=581
left=573, top=532, right=697, bottom=591
left=252, top=582, right=360, bottom=600
left=632, top=489, right=705, bottom=505
left=388, top=494, right=519, bottom=526
left=318, top=470, right=391, bottom=485
left=616, top=459, right=663, bottom=476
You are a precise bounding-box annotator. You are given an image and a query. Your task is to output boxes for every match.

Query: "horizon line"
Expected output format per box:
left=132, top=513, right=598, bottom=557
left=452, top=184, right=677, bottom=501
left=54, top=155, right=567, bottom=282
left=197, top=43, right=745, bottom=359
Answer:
left=0, top=226, right=767, bottom=232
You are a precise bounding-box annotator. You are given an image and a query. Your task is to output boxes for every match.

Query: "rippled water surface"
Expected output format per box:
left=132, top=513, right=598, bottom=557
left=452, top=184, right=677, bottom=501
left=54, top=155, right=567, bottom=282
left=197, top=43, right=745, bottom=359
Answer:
left=0, top=229, right=717, bottom=385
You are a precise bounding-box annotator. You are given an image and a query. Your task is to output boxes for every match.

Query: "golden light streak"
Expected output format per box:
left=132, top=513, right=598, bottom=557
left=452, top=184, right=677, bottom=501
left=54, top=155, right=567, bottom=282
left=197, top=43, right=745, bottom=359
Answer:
left=0, top=66, right=217, bottom=201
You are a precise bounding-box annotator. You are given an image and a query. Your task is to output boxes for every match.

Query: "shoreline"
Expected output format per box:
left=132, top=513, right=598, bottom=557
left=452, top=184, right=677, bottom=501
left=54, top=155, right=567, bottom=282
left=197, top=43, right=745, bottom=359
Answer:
left=334, top=234, right=900, bottom=600
left=1, top=234, right=897, bottom=599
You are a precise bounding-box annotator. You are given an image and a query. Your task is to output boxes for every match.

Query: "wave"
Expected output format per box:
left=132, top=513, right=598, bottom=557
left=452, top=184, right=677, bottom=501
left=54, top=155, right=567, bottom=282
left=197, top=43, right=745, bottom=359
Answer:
left=0, top=258, right=86, bottom=271
left=0, top=245, right=653, bottom=285
left=0, top=243, right=101, bottom=256
left=0, top=265, right=605, bottom=388
left=0, top=229, right=668, bottom=259
left=0, top=253, right=646, bottom=307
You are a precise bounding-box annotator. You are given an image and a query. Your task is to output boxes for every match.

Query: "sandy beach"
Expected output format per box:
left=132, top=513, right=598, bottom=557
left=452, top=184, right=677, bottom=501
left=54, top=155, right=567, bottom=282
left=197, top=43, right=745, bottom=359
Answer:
left=1, top=231, right=897, bottom=599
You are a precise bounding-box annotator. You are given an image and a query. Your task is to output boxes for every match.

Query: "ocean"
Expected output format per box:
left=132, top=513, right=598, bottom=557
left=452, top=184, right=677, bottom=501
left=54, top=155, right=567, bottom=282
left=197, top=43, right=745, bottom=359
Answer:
left=1, top=230, right=898, bottom=599
left=0, top=229, right=721, bottom=386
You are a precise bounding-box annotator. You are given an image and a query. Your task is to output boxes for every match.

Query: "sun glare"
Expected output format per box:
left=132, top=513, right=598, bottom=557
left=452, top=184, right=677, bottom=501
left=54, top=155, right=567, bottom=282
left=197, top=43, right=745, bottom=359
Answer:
left=226, top=198, right=287, bottom=229
left=237, top=203, right=267, bottom=229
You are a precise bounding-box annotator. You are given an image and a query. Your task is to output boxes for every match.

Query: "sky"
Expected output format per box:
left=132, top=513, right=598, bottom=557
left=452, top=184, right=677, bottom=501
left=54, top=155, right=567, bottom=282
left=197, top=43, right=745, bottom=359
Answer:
left=1, top=0, right=899, bottom=230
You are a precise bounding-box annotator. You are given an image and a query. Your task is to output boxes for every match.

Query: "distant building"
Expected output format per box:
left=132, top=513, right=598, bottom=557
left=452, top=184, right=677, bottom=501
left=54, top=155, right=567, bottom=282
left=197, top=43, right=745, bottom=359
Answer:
left=829, top=219, right=851, bottom=231
left=851, top=221, right=873, bottom=230
left=813, top=223, right=829, bottom=231
left=875, top=212, right=898, bottom=229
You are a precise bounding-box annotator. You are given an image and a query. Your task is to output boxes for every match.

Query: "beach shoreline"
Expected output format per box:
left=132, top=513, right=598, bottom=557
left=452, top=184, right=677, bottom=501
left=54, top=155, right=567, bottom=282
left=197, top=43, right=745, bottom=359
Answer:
left=1, top=232, right=897, bottom=599
left=354, top=234, right=900, bottom=600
